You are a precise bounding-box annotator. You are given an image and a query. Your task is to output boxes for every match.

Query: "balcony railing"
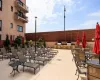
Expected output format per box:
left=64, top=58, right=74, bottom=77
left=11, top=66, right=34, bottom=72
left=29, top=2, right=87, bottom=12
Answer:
left=15, top=0, right=29, bottom=13
left=14, top=12, right=28, bottom=23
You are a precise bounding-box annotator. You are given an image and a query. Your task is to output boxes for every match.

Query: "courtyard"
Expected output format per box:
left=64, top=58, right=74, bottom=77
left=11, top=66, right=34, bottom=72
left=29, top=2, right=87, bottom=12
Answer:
left=0, top=49, right=83, bottom=80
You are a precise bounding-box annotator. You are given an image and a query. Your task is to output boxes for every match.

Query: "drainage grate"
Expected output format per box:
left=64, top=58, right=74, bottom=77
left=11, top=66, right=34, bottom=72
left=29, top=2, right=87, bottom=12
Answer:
left=57, top=59, right=62, bottom=61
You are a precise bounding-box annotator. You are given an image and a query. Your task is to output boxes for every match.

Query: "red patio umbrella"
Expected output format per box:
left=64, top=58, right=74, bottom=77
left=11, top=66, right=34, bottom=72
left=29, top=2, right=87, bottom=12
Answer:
left=93, top=22, right=100, bottom=64
left=82, top=31, right=86, bottom=48
left=76, top=33, right=80, bottom=46
left=22, top=37, right=24, bottom=44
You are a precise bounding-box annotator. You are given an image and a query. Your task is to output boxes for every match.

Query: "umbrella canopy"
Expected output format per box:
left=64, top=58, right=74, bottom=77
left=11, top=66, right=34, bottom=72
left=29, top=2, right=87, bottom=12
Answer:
left=82, top=31, right=86, bottom=48
left=93, top=23, right=100, bottom=54
left=76, top=33, right=80, bottom=45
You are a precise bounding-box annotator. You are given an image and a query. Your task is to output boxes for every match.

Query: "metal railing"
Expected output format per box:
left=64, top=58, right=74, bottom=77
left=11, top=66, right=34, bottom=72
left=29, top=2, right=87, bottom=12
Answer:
left=15, top=12, right=28, bottom=21
left=15, top=0, right=29, bottom=11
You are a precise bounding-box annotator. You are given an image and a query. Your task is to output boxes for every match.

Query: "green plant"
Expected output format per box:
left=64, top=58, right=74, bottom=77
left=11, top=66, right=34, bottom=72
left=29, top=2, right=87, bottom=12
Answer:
left=43, top=40, right=46, bottom=47
left=25, top=40, right=29, bottom=47
left=29, top=40, right=33, bottom=46
left=36, top=37, right=46, bottom=48
left=14, top=36, right=22, bottom=46
left=4, top=35, right=10, bottom=47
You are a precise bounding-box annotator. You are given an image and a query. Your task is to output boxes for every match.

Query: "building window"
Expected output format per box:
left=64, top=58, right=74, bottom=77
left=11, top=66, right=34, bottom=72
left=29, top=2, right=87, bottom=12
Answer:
left=10, top=23, right=13, bottom=28
left=11, top=6, right=13, bottom=12
left=0, top=0, right=2, bottom=11
left=17, top=25, right=23, bottom=32
left=0, top=20, right=2, bottom=31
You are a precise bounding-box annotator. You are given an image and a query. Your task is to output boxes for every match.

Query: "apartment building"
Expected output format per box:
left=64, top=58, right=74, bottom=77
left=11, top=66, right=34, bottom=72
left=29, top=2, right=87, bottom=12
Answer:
left=0, top=0, right=28, bottom=40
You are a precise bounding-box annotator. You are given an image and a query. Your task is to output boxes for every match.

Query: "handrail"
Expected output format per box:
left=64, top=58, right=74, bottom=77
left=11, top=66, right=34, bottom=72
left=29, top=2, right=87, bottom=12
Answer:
left=15, top=12, right=28, bottom=20
left=16, top=0, right=29, bottom=11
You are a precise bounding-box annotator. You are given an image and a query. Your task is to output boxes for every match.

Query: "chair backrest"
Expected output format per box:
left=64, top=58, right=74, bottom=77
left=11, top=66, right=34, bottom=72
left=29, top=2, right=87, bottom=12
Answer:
left=78, top=51, right=86, bottom=61
left=29, top=50, right=36, bottom=58
left=75, top=50, right=86, bottom=61
left=1, top=48, right=6, bottom=55
left=12, top=49, right=18, bottom=56
left=25, top=45, right=27, bottom=49
left=18, top=46, right=21, bottom=51
left=11, top=47, right=14, bottom=51
left=37, top=50, right=42, bottom=56
left=22, top=48, right=27, bottom=55
left=17, top=52, right=27, bottom=63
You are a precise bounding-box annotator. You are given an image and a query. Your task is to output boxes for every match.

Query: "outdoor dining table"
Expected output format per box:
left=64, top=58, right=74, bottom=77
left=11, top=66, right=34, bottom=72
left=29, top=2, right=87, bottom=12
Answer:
left=87, top=59, right=100, bottom=80
left=85, top=52, right=97, bottom=60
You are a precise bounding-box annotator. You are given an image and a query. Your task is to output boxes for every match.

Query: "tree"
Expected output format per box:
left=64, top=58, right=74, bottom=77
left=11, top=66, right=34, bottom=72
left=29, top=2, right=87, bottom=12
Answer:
left=4, top=34, right=10, bottom=47
left=14, top=36, right=22, bottom=46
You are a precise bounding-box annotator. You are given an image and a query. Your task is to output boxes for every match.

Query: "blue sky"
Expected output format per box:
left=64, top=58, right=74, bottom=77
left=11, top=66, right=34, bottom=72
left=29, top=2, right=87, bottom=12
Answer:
left=26, top=0, right=100, bottom=33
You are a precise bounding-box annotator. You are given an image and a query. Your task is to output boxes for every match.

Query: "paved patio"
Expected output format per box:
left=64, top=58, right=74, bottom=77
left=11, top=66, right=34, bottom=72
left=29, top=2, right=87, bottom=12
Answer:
left=0, top=49, right=84, bottom=80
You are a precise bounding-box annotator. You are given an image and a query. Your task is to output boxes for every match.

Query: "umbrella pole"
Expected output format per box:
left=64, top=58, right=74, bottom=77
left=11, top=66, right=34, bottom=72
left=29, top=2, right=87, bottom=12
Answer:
left=99, top=55, right=100, bottom=64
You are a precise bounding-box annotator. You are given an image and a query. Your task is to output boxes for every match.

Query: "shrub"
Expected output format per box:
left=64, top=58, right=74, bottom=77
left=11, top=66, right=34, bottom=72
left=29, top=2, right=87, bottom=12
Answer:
left=25, top=40, right=29, bottom=47
left=29, top=40, right=33, bottom=46
left=36, top=37, right=46, bottom=48
left=4, top=35, right=10, bottom=47
left=14, top=36, right=22, bottom=46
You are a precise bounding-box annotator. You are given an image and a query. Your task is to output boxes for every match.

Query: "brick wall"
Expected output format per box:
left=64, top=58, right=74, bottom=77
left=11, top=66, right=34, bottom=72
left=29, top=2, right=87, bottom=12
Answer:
left=25, top=29, right=95, bottom=42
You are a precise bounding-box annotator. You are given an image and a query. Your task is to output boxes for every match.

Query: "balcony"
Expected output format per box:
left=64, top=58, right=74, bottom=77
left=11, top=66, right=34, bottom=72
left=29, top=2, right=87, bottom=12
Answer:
left=14, top=12, right=28, bottom=23
left=15, top=0, right=29, bottom=13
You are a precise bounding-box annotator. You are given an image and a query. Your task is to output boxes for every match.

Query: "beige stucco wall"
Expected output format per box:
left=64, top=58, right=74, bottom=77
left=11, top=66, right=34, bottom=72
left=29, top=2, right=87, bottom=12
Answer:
left=0, top=0, right=27, bottom=40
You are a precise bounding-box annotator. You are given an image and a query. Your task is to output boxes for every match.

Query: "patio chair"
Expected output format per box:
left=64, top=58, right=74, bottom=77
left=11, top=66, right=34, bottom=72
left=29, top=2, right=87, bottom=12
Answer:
left=11, top=47, right=14, bottom=51
left=17, top=52, right=40, bottom=74
left=9, top=60, right=21, bottom=76
left=72, top=48, right=82, bottom=61
left=40, top=49, right=54, bottom=59
left=71, top=48, right=76, bottom=61
left=74, top=58, right=87, bottom=80
left=0, top=51, right=3, bottom=60
left=75, top=50, right=87, bottom=67
left=1, top=48, right=12, bottom=59
left=38, top=49, right=52, bottom=61
left=29, top=50, right=47, bottom=65
left=49, top=49, right=58, bottom=55
left=73, top=50, right=87, bottom=80
left=22, top=48, right=27, bottom=56
left=10, top=49, right=18, bottom=61
left=17, top=46, right=21, bottom=51
left=42, top=48, right=55, bottom=57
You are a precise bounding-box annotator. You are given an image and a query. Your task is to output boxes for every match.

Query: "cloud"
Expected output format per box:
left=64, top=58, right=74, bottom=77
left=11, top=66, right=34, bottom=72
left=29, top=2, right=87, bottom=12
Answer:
left=80, top=19, right=100, bottom=29
left=88, top=11, right=100, bottom=17
left=26, top=0, right=56, bottom=33
left=26, top=0, right=75, bottom=33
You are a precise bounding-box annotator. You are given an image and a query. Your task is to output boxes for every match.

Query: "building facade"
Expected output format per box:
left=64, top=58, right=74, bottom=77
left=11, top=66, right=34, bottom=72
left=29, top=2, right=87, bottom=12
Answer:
left=0, top=0, right=28, bottom=40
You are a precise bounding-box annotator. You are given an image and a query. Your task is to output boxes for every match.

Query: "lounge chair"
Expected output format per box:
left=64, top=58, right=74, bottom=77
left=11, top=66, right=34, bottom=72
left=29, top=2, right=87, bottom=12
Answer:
left=74, top=50, right=87, bottom=80
left=0, top=51, right=3, bottom=60
left=10, top=49, right=18, bottom=61
left=1, top=48, right=12, bottom=59
left=17, top=52, right=40, bottom=74
left=29, top=50, right=47, bottom=65
left=74, top=59, right=87, bottom=80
